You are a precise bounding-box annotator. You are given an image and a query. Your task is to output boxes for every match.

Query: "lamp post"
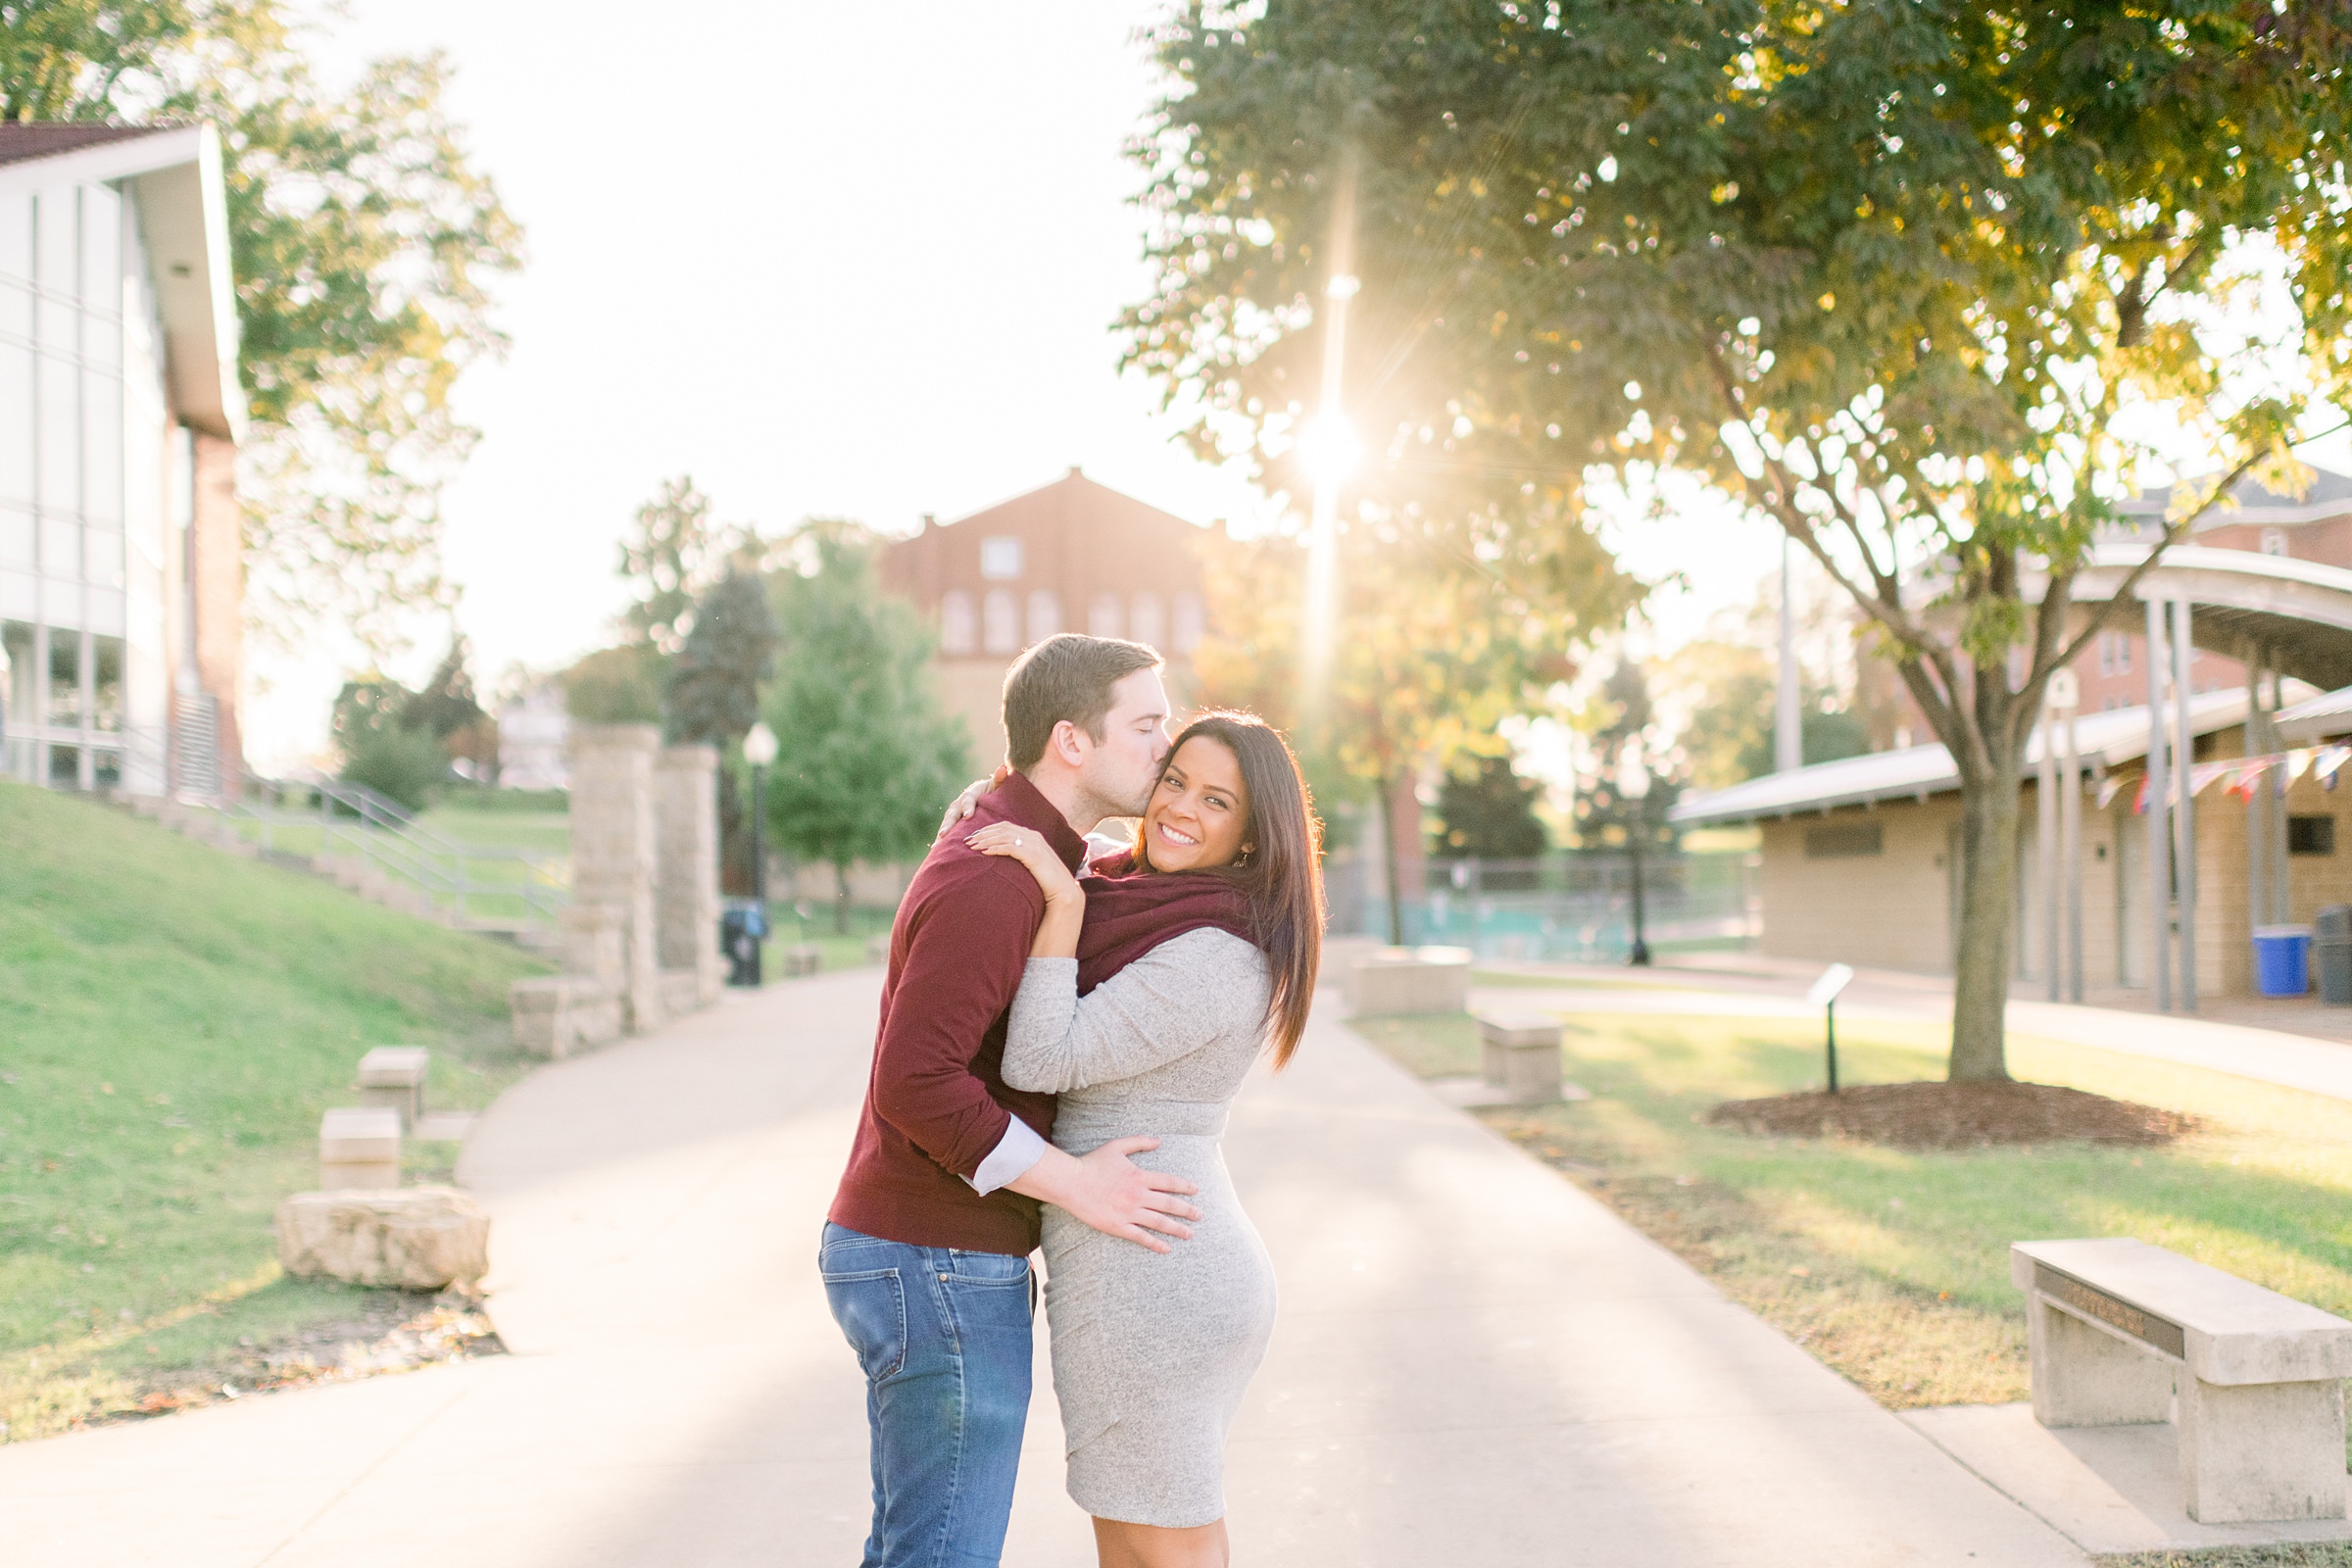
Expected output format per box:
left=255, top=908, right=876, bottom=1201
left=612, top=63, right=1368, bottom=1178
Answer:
left=743, top=721, right=778, bottom=985
left=1620, top=741, right=1652, bottom=966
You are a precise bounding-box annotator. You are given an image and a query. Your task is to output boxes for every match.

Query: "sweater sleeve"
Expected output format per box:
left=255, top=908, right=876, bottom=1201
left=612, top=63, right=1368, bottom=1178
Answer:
left=1001, top=928, right=1269, bottom=1094
left=869, top=858, right=1043, bottom=1179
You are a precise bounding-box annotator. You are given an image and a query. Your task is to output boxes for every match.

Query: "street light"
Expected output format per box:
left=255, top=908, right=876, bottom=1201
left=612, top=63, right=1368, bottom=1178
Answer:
left=741, top=721, right=778, bottom=986
left=1619, top=742, right=1652, bottom=966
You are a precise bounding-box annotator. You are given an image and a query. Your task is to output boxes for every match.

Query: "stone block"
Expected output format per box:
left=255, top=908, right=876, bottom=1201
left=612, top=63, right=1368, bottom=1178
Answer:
left=783, top=944, right=824, bottom=977
left=275, top=1186, right=489, bottom=1290
left=660, top=967, right=704, bottom=1018
left=2027, top=1291, right=2176, bottom=1427
left=357, top=1046, right=430, bottom=1130
left=561, top=900, right=627, bottom=989
left=1345, top=946, right=1473, bottom=1016
left=510, top=975, right=623, bottom=1059
left=1474, top=1011, right=1565, bottom=1103
left=2178, top=1374, right=2349, bottom=1523
left=656, top=745, right=723, bottom=1010
left=1318, top=934, right=1387, bottom=988
left=319, top=1105, right=401, bottom=1190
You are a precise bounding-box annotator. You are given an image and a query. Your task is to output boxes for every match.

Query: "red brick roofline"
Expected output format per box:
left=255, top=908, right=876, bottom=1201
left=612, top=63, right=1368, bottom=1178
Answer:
left=930, top=466, right=1206, bottom=535
left=0, top=122, right=182, bottom=168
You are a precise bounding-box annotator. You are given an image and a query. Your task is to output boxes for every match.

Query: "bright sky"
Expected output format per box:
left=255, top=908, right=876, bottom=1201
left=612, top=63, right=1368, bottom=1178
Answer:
left=250, top=0, right=1285, bottom=768
left=249, top=4, right=2352, bottom=773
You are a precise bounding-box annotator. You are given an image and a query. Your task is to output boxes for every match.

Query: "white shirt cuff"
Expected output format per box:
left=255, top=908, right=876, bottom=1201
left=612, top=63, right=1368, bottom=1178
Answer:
left=966, top=1114, right=1049, bottom=1196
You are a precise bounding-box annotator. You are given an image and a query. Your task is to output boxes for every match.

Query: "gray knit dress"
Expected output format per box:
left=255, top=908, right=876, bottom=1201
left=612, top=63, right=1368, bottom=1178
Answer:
left=1001, top=926, right=1278, bottom=1529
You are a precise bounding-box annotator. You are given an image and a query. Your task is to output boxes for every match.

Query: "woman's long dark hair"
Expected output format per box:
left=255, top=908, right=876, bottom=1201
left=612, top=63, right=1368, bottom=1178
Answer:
left=1132, top=710, right=1324, bottom=1068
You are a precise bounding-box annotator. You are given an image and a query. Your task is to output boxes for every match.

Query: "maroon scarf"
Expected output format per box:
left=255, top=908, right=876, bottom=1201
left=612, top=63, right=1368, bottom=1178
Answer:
left=1075, top=850, right=1257, bottom=996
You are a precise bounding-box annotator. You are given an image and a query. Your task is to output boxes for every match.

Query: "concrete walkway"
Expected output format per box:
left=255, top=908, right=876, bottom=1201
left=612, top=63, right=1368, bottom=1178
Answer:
left=1482, top=955, right=2352, bottom=1103
left=0, top=973, right=2083, bottom=1566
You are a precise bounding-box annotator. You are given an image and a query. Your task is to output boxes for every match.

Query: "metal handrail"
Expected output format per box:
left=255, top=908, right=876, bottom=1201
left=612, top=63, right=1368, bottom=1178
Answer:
left=228, top=775, right=570, bottom=934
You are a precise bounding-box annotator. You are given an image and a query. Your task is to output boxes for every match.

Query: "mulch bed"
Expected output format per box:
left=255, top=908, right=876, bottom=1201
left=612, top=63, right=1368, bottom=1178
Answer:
left=1706, top=1080, right=2197, bottom=1151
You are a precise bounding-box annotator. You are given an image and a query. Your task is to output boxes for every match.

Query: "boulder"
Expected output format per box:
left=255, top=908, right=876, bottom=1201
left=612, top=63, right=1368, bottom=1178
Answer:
left=275, top=1186, right=490, bottom=1290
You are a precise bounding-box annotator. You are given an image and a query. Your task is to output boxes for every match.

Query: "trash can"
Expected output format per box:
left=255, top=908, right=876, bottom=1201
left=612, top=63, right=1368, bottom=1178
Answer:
left=2316, top=906, right=2352, bottom=1005
left=2252, top=924, right=2314, bottom=998
left=721, top=899, right=769, bottom=988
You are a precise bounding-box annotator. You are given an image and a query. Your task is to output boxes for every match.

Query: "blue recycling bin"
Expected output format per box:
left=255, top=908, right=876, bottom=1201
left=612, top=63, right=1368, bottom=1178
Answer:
left=2252, top=924, right=2313, bottom=998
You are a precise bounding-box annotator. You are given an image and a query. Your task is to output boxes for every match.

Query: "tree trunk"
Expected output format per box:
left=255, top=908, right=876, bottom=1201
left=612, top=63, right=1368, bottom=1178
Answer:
left=1374, top=770, right=1406, bottom=946
left=1949, top=754, right=2021, bottom=1082
left=834, top=862, right=853, bottom=935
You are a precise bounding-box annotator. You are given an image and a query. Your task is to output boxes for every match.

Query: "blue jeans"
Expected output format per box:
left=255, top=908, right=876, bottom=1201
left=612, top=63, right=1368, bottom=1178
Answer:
left=819, top=1222, right=1035, bottom=1568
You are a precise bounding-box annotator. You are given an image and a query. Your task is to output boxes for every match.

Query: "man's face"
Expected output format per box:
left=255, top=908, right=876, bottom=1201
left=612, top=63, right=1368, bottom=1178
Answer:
left=1075, top=668, right=1172, bottom=819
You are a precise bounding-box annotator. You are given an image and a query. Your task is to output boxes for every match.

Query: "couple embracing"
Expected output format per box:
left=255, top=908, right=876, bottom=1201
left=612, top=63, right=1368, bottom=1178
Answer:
left=821, top=632, right=1323, bottom=1568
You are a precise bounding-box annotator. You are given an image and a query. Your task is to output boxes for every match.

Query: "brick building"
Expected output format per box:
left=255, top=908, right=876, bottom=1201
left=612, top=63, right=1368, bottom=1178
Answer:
left=878, top=467, right=1216, bottom=765
left=2059, top=467, right=2352, bottom=712
left=0, top=123, right=247, bottom=799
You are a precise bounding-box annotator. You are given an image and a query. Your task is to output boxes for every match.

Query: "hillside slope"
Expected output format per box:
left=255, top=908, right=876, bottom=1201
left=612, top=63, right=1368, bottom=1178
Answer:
left=0, top=782, right=552, bottom=1438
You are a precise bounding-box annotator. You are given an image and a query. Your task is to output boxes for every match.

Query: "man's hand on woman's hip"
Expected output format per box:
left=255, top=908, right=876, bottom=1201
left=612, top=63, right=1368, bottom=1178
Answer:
left=1005, top=1137, right=1200, bottom=1254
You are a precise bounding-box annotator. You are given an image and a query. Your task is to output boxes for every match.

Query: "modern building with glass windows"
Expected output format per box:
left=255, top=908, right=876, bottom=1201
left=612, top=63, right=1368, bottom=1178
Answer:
left=0, top=122, right=246, bottom=799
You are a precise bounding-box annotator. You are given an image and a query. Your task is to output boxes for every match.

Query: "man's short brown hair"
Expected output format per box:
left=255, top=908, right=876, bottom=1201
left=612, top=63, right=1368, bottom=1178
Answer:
left=1002, top=633, right=1163, bottom=769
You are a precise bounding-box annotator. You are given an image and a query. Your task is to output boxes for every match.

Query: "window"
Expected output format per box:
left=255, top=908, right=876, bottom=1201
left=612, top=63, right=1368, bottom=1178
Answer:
left=939, top=590, right=976, bottom=655
left=982, top=589, right=1018, bottom=653
left=2261, top=527, right=2289, bottom=558
left=1130, top=591, right=1165, bottom=650
left=1803, top=821, right=1883, bottom=858
left=1026, top=589, right=1060, bottom=645
left=90, top=632, right=121, bottom=732
left=2288, top=815, right=2336, bottom=856
left=979, top=536, right=1023, bottom=580
left=45, top=626, right=77, bottom=726
left=1087, top=591, right=1121, bottom=638
left=2, top=620, right=30, bottom=717
left=1173, top=591, right=1205, bottom=654
left=2097, top=632, right=2132, bottom=677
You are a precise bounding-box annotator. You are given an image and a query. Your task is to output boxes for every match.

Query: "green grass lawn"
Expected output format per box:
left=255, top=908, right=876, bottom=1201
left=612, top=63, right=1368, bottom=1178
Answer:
left=760, top=903, right=897, bottom=975
left=0, top=783, right=552, bottom=1441
left=1349, top=1006, right=2352, bottom=1469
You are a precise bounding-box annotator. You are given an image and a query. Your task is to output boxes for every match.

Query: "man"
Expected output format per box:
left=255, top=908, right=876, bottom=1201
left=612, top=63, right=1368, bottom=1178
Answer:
left=821, top=633, right=1200, bottom=1568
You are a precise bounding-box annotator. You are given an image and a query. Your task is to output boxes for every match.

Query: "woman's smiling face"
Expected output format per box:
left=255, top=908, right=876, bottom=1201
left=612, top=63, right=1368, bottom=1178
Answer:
left=1143, top=736, right=1251, bottom=871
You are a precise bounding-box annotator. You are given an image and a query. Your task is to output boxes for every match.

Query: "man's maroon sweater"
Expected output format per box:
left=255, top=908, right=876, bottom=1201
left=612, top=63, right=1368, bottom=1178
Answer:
left=827, top=772, right=1085, bottom=1255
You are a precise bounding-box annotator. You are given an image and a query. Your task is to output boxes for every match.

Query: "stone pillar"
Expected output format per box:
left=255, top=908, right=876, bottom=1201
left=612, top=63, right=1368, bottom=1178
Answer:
left=568, top=724, right=662, bottom=1033
left=656, top=744, right=723, bottom=1009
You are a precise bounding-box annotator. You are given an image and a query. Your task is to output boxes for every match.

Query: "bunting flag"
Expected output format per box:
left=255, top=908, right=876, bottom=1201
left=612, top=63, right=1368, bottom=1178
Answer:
left=2097, top=774, right=2128, bottom=808
left=2225, top=759, right=2272, bottom=802
left=2317, top=745, right=2352, bottom=784
left=2188, top=760, right=2237, bottom=798
left=2286, top=749, right=2315, bottom=786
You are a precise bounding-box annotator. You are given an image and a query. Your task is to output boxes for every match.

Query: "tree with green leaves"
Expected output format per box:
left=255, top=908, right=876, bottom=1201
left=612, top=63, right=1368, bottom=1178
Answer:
left=6, top=1, right=521, bottom=654
left=619, top=475, right=739, bottom=654
left=762, top=521, right=968, bottom=933
left=1126, top=1, right=2352, bottom=1081
left=1192, top=514, right=1609, bottom=942
left=666, top=568, right=780, bottom=893
left=1435, top=755, right=1546, bottom=860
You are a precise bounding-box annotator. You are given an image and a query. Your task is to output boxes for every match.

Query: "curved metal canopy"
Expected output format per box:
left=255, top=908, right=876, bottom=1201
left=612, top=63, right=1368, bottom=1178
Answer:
left=2028, top=544, right=2352, bottom=691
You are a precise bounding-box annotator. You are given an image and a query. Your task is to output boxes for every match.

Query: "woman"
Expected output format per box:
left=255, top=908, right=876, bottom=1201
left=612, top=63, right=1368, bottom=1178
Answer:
left=963, top=710, right=1322, bottom=1568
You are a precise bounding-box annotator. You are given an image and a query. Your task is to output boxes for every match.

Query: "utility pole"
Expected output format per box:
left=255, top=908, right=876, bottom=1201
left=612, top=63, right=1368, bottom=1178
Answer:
left=1777, top=535, right=1802, bottom=773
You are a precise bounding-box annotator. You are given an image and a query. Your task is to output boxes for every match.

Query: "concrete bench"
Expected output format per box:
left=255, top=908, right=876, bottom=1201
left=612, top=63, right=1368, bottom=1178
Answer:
left=319, top=1106, right=402, bottom=1190
left=2013, top=1238, right=2352, bottom=1523
left=1345, top=946, right=1472, bottom=1016
left=1473, top=1011, right=1564, bottom=1103
left=356, top=1047, right=429, bottom=1131
left=782, top=944, right=824, bottom=977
